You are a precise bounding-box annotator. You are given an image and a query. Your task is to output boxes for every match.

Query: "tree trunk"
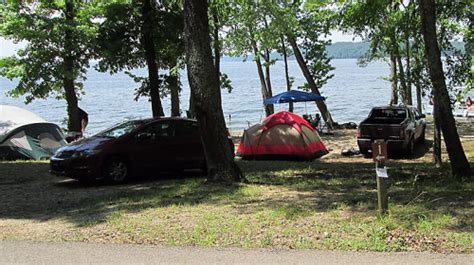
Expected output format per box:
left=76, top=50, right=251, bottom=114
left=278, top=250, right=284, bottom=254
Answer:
left=390, top=54, right=398, bottom=105
left=281, top=36, right=293, bottom=112
left=405, top=33, right=412, bottom=105
left=63, top=0, right=81, bottom=133
left=287, top=35, right=334, bottom=128
left=412, top=5, right=424, bottom=113
left=263, top=48, right=274, bottom=114
left=249, top=27, right=273, bottom=117
left=419, top=0, right=471, bottom=177
left=184, top=0, right=241, bottom=182
left=390, top=32, right=410, bottom=105
left=432, top=97, right=442, bottom=167
left=211, top=7, right=220, bottom=82
left=170, top=75, right=180, bottom=117
left=141, top=0, right=164, bottom=117
left=414, top=56, right=423, bottom=113
left=396, top=53, right=410, bottom=105
left=170, top=59, right=180, bottom=117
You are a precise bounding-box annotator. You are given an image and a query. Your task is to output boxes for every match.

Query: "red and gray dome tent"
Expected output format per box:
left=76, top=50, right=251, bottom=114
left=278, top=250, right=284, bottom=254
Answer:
left=0, top=105, right=66, bottom=160
left=236, top=111, right=328, bottom=160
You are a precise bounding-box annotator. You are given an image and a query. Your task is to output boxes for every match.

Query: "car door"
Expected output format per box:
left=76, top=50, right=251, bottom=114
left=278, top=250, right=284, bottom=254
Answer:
left=133, top=120, right=176, bottom=173
left=173, top=120, right=204, bottom=169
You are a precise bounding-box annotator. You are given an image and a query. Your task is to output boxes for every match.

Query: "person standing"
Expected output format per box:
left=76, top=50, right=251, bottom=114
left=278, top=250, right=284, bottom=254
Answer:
left=66, top=107, right=88, bottom=143
left=78, top=107, right=88, bottom=135
left=464, top=97, right=473, bottom=117
left=466, top=97, right=473, bottom=107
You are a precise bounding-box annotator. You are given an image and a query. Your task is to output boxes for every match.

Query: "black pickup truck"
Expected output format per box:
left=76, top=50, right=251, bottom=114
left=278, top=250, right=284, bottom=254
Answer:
left=357, top=106, right=426, bottom=156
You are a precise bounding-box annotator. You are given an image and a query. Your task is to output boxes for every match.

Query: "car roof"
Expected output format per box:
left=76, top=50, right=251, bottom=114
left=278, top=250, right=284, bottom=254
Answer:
left=132, top=117, right=198, bottom=125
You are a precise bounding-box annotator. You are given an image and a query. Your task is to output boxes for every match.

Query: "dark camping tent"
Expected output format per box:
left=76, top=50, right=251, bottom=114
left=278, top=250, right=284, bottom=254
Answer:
left=236, top=111, right=328, bottom=160
left=0, top=105, right=67, bottom=160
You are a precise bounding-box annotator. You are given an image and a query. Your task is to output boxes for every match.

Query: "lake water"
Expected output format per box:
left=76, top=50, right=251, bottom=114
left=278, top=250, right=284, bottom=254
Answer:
left=0, top=59, right=393, bottom=134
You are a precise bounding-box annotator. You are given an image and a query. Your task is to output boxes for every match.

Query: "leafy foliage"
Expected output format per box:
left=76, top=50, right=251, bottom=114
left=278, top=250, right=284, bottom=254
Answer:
left=339, top=0, right=471, bottom=103
left=298, top=8, right=335, bottom=90
left=95, top=1, right=184, bottom=101
left=267, top=2, right=335, bottom=91
left=0, top=1, right=98, bottom=103
left=224, top=2, right=335, bottom=92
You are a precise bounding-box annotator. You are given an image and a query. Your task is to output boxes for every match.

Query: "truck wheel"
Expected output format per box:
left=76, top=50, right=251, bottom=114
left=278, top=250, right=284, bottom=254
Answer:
left=419, top=128, right=425, bottom=143
left=406, top=139, right=415, bottom=157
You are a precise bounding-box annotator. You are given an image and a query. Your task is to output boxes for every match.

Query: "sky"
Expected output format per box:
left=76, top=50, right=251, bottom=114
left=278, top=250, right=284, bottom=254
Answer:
left=0, top=39, right=26, bottom=57
left=0, top=31, right=359, bottom=57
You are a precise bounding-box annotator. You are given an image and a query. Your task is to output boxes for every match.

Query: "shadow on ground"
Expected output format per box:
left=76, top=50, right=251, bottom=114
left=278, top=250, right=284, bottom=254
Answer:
left=0, top=157, right=472, bottom=232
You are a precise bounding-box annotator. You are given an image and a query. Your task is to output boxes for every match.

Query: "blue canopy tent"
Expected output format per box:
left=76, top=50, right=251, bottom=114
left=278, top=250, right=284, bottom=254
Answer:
left=264, top=90, right=325, bottom=105
left=264, top=90, right=325, bottom=116
left=263, top=90, right=327, bottom=131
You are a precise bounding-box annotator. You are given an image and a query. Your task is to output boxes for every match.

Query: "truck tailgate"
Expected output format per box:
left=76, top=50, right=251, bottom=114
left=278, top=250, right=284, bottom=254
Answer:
left=359, top=124, right=402, bottom=139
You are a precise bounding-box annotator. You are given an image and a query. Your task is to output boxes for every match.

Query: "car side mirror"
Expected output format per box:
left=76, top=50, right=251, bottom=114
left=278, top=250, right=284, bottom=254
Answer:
left=136, top=132, right=152, bottom=141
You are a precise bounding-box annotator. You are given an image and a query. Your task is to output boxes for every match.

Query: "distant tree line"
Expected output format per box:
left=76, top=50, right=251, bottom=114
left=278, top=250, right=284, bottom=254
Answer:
left=325, top=41, right=465, bottom=59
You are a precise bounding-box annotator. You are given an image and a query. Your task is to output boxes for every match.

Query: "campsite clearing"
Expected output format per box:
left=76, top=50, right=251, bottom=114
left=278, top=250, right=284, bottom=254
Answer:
left=0, top=121, right=473, bottom=253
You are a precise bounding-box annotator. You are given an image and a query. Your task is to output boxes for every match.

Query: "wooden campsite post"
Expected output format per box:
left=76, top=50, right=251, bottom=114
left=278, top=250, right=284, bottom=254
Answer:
left=372, top=139, right=388, bottom=215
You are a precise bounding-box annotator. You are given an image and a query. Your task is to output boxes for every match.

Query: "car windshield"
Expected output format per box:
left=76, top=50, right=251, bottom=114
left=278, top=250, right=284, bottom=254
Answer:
left=95, top=120, right=145, bottom=138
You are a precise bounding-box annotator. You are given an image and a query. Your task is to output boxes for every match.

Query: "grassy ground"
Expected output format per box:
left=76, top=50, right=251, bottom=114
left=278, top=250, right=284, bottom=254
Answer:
left=0, top=121, right=472, bottom=252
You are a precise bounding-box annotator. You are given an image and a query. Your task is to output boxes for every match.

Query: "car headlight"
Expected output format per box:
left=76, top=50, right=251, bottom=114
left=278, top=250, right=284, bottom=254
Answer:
left=71, top=149, right=101, bottom=158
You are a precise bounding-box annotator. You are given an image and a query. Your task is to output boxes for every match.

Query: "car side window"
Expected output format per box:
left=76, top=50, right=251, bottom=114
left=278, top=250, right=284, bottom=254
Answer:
left=141, top=122, right=174, bottom=138
left=174, top=121, right=200, bottom=137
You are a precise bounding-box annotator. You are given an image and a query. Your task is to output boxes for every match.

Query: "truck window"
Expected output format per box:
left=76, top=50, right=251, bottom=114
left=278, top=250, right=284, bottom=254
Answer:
left=371, top=109, right=407, bottom=120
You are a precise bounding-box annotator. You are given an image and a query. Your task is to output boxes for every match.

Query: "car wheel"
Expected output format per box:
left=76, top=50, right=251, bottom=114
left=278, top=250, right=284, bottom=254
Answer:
left=103, top=157, right=129, bottom=184
left=199, top=159, right=208, bottom=174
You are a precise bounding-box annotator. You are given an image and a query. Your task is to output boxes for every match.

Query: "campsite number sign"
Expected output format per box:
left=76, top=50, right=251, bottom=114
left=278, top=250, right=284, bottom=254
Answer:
left=372, top=140, right=388, bottom=161
left=372, top=139, right=388, bottom=215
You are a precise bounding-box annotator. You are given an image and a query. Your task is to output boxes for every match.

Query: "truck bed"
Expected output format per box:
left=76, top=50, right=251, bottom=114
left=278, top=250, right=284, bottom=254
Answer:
left=359, top=123, right=404, bottom=139
left=359, top=108, right=407, bottom=139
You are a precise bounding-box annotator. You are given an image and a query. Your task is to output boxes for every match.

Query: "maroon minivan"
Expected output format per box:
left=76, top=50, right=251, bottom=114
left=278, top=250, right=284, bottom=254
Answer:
left=50, top=118, right=233, bottom=184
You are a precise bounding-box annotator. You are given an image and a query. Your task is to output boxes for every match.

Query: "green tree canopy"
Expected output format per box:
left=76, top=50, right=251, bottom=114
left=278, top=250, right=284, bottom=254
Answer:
left=0, top=1, right=98, bottom=103
left=95, top=1, right=184, bottom=103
